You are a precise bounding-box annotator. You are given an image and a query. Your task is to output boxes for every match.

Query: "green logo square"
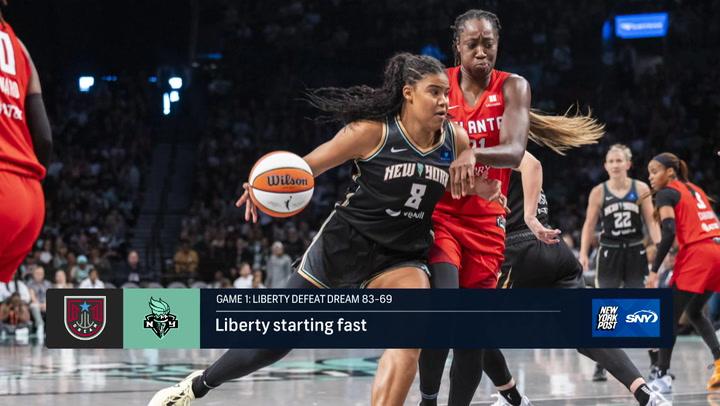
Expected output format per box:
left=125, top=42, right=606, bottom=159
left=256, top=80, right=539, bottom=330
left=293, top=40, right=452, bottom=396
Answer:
left=123, top=289, right=200, bottom=348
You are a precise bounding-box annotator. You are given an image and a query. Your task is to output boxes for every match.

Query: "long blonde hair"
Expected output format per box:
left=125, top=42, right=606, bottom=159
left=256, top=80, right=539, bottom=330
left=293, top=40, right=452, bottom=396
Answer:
left=528, top=106, right=605, bottom=155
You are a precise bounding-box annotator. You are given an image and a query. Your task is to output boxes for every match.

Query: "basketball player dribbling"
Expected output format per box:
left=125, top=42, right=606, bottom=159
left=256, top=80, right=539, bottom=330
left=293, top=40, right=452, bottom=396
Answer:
left=0, top=2, right=53, bottom=283
left=149, top=53, right=503, bottom=406
left=418, top=9, right=604, bottom=406
left=644, top=153, right=720, bottom=395
left=579, top=144, right=660, bottom=381
left=496, top=151, right=670, bottom=406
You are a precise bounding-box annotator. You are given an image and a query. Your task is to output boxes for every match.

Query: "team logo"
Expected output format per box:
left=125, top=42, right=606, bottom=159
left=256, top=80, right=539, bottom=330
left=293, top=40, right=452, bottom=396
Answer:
left=64, top=296, right=106, bottom=340
left=144, top=297, right=178, bottom=339
left=626, top=310, right=658, bottom=323
left=439, top=148, right=452, bottom=162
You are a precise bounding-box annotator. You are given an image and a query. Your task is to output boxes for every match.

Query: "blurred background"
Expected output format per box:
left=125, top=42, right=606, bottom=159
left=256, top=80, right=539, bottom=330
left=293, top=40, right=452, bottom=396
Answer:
left=1, top=0, right=718, bottom=337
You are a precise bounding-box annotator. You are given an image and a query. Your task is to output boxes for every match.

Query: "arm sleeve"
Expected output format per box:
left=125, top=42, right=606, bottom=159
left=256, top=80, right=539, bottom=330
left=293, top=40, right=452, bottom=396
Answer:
left=650, top=218, right=676, bottom=274
left=25, top=93, right=53, bottom=168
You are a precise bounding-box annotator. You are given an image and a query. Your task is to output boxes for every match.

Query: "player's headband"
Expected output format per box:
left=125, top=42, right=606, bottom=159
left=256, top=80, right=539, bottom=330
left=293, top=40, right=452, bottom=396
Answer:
left=652, top=154, right=678, bottom=172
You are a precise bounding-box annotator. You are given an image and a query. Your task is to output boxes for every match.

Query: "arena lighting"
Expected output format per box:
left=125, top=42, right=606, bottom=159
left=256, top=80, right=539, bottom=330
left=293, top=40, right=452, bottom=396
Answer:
left=78, top=76, right=94, bottom=92
left=148, top=76, right=158, bottom=83
left=101, top=75, right=118, bottom=82
left=168, top=77, right=183, bottom=89
left=163, top=92, right=171, bottom=115
left=169, top=91, right=180, bottom=103
left=615, top=12, right=669, bottom=39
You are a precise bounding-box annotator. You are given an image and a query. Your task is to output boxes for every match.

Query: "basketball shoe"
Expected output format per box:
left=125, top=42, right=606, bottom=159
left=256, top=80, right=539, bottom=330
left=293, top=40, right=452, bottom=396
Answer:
left=490, top=393, right=533, bottom=405
left=708, top=359, right=720, bottom=390
left=648, top=374, right=673, bottom=394
left=147, top=370, right=203, bottom=406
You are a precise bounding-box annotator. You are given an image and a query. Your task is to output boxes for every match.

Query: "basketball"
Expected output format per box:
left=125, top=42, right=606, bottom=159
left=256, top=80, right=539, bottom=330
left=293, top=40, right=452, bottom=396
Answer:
left=248, top=151, right=314, bottom=217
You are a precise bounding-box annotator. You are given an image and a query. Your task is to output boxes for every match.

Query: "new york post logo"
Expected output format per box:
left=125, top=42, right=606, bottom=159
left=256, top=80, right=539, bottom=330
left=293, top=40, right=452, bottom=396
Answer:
left=592, top=299, right=660, bottom=338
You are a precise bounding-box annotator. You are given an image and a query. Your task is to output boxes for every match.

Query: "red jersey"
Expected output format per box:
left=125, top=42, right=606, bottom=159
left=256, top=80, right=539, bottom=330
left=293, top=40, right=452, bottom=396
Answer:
left=666, top=180, right=720, bottom=247
left=0, top=22, right=44, bottom=180
left=435, top=67, right=511, bottom=217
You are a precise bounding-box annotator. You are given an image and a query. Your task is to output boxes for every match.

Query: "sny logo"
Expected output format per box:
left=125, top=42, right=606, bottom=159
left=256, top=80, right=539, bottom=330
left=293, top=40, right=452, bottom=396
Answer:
left=144, top=297, right=178, bottom=339
left=626, top=310, right=658, bottom=324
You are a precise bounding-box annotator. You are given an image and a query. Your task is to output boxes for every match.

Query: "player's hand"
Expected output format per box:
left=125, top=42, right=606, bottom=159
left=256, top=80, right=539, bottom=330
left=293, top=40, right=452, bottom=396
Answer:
left=579, top=253, right=590, bottom=273
left=235, top=183, right=258, bottom=223
left=469, top=177, right=501, bottom=201
left=450, top=149, right=476, bottom=199
left=525, top=216, right=561, bottom=245
left=645, top=272, right=659, bottom=288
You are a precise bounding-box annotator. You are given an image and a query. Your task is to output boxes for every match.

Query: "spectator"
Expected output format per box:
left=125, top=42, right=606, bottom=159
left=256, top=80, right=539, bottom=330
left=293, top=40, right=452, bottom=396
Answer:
left=233, top=262, right=253, bottom=289
left=265, top=241, right=292, bottom=288
left=53, top=270, right=73, bottom=288
left=26, top=267, right=50, bottom=339
left=0, top=279, right=32, bottom=304
left=174, top=240, right=199, bottom=275
left=70, top=255, right=93, bottom=285
left=116, top=250, right=153, bottom=286
left=79, top=269, right=105, bottom=289
left=283, top=228, right=306, bottom=260
left=0, top=293, right=31, bottom=335
left=252, top=269, right=266, bottom=289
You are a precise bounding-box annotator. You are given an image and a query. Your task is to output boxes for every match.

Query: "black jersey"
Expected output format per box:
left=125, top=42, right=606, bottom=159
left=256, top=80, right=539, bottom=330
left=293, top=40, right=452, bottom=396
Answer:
left=505, top=170, right=550, bottom=233
left=599, top=180, right=644, bottom=244
left=334, top=115, right=456, bottom=253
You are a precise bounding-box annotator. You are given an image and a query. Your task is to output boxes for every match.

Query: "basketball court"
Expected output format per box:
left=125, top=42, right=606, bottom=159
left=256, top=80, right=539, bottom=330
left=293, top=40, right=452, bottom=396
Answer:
left=1, top=335, right=717, bottom=405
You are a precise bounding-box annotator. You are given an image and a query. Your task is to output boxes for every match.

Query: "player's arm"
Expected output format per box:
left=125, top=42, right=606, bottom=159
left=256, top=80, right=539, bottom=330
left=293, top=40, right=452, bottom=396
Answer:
left=236, top=120, right=383, bottom=222
left=646, top=188, right=679, bottom=288
left=302, top=120, right=383, bottom=177
left=474, top=75, right=531, bottom=168
left=515, top=151, right=560, bottom=244
left=18, top=40, right=52, bottom=168
left=451, top=122, right=501, bottom=201
left=637, top=181, right=661, bottom=245
left=579, top=185, right=602, bottom=272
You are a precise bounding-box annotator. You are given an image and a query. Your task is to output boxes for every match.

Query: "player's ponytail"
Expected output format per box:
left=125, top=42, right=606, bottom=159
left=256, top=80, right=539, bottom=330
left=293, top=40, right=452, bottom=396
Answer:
left=677, top=159, right=689, bottom=182
left=306, top=53, right=445, bottom=124
left=527, top=106, right=605, bottom=155
left=0, top=0, right=7, bottom=25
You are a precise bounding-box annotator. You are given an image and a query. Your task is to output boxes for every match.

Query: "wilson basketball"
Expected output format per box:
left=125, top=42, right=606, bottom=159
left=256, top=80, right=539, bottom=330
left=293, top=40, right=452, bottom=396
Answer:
left=248, top=151, right=314, bottom=217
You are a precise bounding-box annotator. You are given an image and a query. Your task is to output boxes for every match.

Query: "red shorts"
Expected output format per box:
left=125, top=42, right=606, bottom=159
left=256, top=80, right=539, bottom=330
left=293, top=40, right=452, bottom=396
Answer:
left=429, top=210, right=506, bottom=288
left=0, top=171, right=44, bottom=282
left=671, top=238, right=720, bottom=294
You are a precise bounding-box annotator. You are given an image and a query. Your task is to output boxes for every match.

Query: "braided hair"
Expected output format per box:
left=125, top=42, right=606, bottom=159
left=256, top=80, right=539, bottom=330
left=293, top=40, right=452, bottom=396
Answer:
left=451, top=9, right=501, bottom=65
left=306, top=53, right=445, bottom=124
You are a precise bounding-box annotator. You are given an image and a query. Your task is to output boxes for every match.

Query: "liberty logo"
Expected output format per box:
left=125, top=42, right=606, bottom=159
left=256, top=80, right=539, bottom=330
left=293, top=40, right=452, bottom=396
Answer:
left=144, top=297, right=178, bottom=339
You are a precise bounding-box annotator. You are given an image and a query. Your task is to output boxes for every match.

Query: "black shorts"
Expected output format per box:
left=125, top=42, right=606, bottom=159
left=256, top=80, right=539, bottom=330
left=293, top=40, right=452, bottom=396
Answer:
left=498, top=236, right=584, bottom=289
left=297, top=211, right=429, bottom=288
left=594, top=243, right=647, bottom=288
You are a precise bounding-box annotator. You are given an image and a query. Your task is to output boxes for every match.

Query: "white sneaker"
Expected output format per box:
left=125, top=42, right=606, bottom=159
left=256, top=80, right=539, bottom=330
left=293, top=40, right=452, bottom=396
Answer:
left=647, top=390, right=672, bottom=405
left=490, top=394, right=534, bottom=405
left=649, top=374, right=673, bottom=394
left=148, top=370, right=203, bottom=406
